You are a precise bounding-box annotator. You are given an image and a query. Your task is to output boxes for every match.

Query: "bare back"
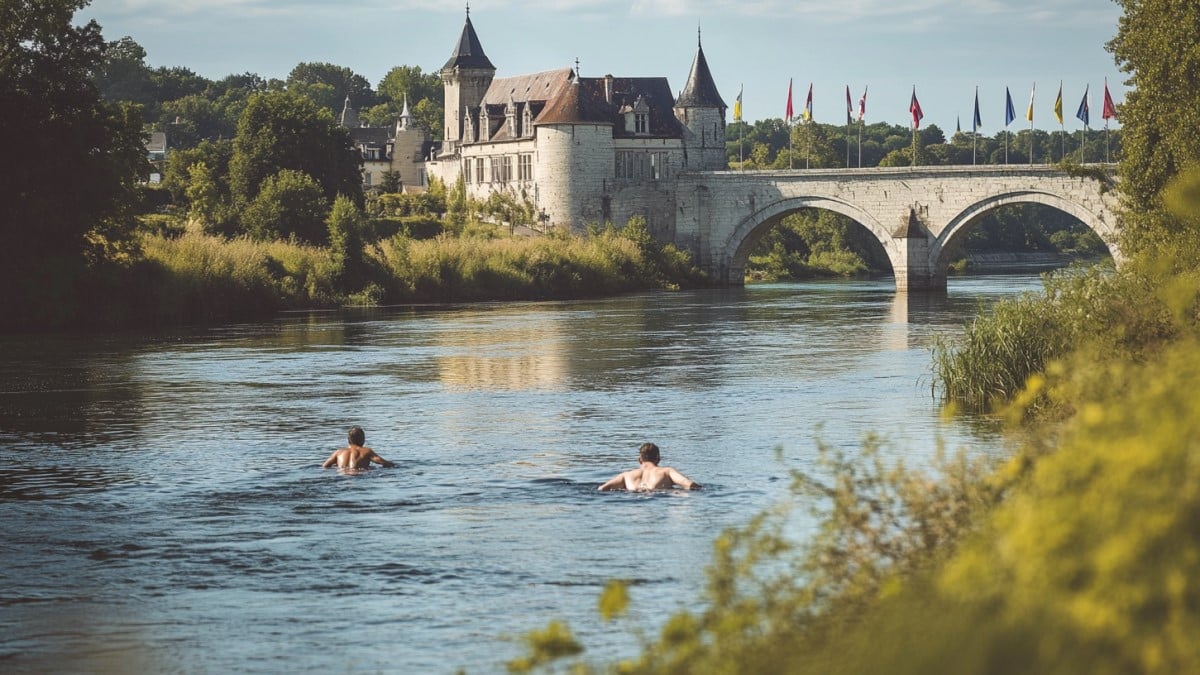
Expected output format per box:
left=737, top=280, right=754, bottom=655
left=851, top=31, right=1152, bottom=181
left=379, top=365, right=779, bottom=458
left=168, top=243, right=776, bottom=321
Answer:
left=600, top=461, right=699, bottom=491
left=322, top=444, right=394, bottom=469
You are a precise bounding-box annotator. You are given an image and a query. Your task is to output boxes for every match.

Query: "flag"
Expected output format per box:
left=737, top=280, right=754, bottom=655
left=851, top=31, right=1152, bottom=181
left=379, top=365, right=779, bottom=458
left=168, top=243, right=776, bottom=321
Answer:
left=785, top=78, right=794, bottom=123
left=1076, top=85, right=1090, bottom=126
left=956, top=116, right=961, bottom=133
left=845, top=85, right=852, bottom=125
left=1053, top=82, right=1063, bottom=125
left=1026, top=83, right=1036, bottom=123
left=1005, top=87, right=1016, bottom=126
left=803, top=82, right=813, bottom=122
left=858, top=85, right=867, bottom=122
left=734, top=85, right=743, bottom=122
left=973, top=87, right=982, bottom=132
left=910, top=87, right=924, bottom=129
left=1102, top=80, right=1117, bottom=121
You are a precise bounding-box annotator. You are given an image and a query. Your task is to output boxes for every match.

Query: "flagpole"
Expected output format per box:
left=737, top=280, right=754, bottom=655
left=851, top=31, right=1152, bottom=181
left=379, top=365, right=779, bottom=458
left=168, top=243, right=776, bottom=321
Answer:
left=858, top=120, right=862, bottom=168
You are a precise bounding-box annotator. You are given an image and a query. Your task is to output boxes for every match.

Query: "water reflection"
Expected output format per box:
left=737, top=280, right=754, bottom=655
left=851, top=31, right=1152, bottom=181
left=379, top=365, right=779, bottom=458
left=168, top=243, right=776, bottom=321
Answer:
left=0, top=275, right=1050, bottom=673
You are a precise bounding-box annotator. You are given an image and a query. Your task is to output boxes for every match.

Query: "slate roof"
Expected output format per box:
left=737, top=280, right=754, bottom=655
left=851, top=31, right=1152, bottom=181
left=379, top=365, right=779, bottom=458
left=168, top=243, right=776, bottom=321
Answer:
left=675, top=41, right=726, bottom=109
left=442, top=15, right=495, bottom=71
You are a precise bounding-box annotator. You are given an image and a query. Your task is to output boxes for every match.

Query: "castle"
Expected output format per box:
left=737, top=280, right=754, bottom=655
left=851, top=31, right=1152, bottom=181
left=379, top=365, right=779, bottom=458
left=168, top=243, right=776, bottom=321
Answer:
left=425, top=11, right=729, bottom=236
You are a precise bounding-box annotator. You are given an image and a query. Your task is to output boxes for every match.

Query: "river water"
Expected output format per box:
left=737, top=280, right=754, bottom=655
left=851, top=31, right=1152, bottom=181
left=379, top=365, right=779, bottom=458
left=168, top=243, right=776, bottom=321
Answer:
left=0, top=274, right=1044, bottom=673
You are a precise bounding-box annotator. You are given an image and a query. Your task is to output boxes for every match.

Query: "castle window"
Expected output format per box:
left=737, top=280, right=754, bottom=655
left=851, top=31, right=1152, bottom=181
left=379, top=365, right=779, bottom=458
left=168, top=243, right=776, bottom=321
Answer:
left=502, top=155, right=514, bottom=182
left=518, top=154, right=533, bottom=181
left=475, top=158, right=485, bottom=183
left=464, top=161, right=472, bottom=183
left=650, top=152, right=669, bottom=180
left=635, top=113, right=648, bottom=134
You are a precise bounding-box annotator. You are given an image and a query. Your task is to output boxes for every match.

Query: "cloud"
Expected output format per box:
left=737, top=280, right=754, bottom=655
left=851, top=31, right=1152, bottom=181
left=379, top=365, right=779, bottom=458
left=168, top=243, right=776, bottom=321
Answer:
left=626, top=0, right=1117, bottom=25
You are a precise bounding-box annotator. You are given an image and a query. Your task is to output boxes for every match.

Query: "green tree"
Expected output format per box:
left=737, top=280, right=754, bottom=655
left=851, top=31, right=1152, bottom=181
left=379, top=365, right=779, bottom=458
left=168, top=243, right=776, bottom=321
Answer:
left=376, top=64, right=443, bottom=132
left=228, top=89, right=362, bottom=210
left=240, top=169, right=330, bottom=243
left=287, top=61, right=376, bottom=113
left=1107, top=0, right=1200, bottom=261
left=0, top=0, right=147, bottom=328
left=326, top=194, right=366, bottom=290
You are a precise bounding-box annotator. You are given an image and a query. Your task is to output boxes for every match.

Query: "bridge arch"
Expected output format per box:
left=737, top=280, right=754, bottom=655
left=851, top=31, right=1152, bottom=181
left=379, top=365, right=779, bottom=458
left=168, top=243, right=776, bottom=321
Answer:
left=722, top=196, right=900, bottom=284
left=931, top=190, right=1121, bottom=274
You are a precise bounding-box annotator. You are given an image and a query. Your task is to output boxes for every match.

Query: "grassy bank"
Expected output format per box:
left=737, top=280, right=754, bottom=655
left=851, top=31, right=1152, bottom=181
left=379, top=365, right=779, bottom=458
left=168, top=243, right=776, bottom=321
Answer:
left=83, top=216, right=701, bottom=328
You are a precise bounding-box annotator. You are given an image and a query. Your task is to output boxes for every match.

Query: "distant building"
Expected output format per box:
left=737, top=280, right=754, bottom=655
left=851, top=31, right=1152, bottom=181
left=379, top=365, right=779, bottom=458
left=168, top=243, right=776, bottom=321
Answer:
left=145, top=131, right=168, bottom=184
left=425, top=11, right=728, bottom=235
left=340, top=95, right=436, bottom=191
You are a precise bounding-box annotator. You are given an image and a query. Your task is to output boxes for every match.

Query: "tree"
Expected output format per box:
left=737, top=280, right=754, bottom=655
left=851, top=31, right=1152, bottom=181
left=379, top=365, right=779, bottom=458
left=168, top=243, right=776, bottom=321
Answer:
left=326, top=195, right=366, bottom=290
left=0, top=0, right=147, bottom=327
left=228, top=90, right=363, bottom=211
left=240, top=170, right=329, bottom=243
left=1107, top=0, right=1200, bottom=261
left=286, top=62, right=376, bottom=112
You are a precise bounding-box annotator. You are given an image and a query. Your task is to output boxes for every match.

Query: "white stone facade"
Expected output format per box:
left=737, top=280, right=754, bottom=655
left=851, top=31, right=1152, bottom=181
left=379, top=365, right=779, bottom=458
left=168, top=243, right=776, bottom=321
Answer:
left=427, top=14, right=728, bottom=235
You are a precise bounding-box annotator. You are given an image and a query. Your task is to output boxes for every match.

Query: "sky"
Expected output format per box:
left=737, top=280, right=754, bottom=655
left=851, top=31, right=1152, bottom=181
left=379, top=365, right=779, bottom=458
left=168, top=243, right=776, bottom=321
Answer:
left=80, top=0, right=1127, bottom=133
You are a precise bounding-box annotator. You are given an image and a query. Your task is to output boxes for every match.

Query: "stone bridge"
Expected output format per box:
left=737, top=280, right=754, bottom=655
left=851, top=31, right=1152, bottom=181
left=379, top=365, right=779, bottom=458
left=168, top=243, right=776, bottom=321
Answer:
left=672, top=165, right=1120, bottom=290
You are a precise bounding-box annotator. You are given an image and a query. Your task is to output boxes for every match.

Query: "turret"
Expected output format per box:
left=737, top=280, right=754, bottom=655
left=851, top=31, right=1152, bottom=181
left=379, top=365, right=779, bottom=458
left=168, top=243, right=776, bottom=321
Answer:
left=674, top=30, right=727, bottom=170
left=440, top=7, right=496, bottom=153
left=339, top=95, right=359, bottom=128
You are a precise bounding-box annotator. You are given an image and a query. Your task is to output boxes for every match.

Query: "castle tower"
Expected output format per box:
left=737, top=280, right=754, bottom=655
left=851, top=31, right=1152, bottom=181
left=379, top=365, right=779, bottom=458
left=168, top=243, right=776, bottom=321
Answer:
left=532, top=76, right=616, bottom=231
left=440, top=7, right=495, bottom=154
left=674, top=30, right=727, bottom=170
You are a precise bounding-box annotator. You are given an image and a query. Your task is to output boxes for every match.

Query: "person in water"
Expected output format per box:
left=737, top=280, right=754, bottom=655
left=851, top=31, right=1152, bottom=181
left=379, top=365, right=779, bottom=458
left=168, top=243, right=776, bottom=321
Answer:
left=598, top=442, right=700, bottom=491
left=322, top=426, right=395, bottom=469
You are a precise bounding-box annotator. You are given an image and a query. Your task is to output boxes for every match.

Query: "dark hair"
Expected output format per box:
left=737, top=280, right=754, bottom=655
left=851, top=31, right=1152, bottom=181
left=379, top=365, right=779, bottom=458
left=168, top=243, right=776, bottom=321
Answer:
left=638, top=442, right=660, bottom=464
left=348, top=426, right=366, bottom=446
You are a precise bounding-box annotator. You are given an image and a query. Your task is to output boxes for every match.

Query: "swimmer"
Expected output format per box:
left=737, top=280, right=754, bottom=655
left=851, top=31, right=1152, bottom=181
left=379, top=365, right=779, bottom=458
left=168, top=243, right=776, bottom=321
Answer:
left=598, top=443, right=700, bottom=492
left=322, top=426, right=395, bottom=469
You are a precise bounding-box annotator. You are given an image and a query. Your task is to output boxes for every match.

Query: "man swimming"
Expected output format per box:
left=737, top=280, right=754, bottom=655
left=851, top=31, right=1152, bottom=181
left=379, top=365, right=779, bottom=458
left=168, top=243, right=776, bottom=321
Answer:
left=597, top=442, right=700, bottom=491
left=322, top=426, right=396, bottom=470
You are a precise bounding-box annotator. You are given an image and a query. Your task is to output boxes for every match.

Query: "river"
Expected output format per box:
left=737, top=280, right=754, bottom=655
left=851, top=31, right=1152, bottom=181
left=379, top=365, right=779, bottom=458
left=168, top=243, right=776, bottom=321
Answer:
left=0, top=274, right=1045, bottom=673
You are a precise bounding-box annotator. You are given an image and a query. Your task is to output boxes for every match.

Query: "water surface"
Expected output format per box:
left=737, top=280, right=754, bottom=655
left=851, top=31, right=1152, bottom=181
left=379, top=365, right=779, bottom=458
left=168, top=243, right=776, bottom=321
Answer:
left=0, top=275, right=1041, bottom=673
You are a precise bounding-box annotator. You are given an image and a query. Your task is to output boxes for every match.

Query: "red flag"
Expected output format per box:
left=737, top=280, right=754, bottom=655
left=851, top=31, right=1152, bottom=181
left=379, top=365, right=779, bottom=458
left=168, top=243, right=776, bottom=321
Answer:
left=845, top=85, right=852, bottom=124
left=785, top=78, right=794, bottom=123
left=858, top=85, right=867, bottom=122
left=1102, top=80, right=1117, bottom=121
left=910, top=87, right=924, bottom=129
left=803, top=82, right=813, bottom=121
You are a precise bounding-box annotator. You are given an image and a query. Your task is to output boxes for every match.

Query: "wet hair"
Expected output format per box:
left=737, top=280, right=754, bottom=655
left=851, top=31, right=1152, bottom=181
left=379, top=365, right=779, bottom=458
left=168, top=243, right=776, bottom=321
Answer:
left=638, top=442, right=660, bottom=464
left=348, top=426, right=366, bottom=446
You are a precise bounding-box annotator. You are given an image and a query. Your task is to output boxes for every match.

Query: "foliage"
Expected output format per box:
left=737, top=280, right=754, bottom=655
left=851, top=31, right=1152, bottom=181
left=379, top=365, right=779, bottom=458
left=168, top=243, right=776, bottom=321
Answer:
left=240, top=170, right=330, bottom=244
left=375, top=64, right=443, bottom=132
left=746, top=209, right=886, bottom=280
left=286, top=61, right=377, bottom=113
left=326, top=194, right=366, bottom=291
left=1107, top=0, right=1200, bottom=263
left=228, top=89, right=362, bottom=209
left=0, top=0, right=148, bottom=329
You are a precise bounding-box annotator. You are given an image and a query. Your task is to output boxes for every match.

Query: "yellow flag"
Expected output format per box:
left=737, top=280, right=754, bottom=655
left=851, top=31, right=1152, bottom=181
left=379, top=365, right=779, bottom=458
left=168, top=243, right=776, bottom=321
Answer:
left=1053, top=82, right=1063, bottom=124
left=734, top=85, right=743, bottom=122
left=1026, top=83, right=1036, bottom=122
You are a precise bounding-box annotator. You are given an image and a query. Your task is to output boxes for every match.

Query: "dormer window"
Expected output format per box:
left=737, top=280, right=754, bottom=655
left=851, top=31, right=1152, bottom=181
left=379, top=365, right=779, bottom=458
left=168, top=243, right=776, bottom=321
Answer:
left=624, top=95, right=651, bottom=136
left=522, top=105, right=534, bottom=137
left=506, top=99, right=517, bottom=137
left=635, top=113, right=648, bottom=134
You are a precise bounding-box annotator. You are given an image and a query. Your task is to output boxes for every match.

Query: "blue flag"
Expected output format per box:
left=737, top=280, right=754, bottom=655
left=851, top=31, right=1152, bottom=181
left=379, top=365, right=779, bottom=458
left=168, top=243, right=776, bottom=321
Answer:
left=1005, top=87, right=1016, bottom=127
left=973, top=88, right=982, bottom=131
left=1076, top=85, right=1090, bottom=126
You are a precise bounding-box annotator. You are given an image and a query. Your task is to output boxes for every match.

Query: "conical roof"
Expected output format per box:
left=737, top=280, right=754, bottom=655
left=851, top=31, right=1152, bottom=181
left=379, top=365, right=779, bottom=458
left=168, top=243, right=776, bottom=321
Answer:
left=675, top=38, right=726, bottom=109
left=442, top=14, right=495, bottom=71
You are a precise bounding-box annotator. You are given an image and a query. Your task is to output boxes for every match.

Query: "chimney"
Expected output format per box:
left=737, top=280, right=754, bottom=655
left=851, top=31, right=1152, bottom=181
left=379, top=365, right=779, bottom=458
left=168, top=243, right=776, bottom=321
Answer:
left=604, top=74, right=614, bottom=104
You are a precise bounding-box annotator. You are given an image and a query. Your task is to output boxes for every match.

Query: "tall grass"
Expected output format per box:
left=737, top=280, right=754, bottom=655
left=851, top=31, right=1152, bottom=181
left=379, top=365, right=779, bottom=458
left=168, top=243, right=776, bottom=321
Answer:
left=139, top=230, right=340, bottom=324
left=932, top=262, right=1172, bottom=412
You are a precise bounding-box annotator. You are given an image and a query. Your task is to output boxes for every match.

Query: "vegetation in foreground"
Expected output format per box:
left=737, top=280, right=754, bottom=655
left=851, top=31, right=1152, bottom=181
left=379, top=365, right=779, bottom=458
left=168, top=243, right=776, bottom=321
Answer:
left=507, top=1, right=1200, bottom=672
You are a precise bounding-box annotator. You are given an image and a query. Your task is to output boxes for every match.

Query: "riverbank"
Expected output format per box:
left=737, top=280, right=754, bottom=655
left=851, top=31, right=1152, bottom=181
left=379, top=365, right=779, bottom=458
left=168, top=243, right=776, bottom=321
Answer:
left=14, top=217, right=703, bottom=332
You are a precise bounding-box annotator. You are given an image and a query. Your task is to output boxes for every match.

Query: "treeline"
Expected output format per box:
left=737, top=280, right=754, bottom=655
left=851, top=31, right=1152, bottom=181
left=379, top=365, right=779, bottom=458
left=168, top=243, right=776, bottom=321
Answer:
left=95, top=36, right=444, bottom=151
left=510, top=0, right=1200, bottom=672
left=726, top=118, right=1122, bottom=170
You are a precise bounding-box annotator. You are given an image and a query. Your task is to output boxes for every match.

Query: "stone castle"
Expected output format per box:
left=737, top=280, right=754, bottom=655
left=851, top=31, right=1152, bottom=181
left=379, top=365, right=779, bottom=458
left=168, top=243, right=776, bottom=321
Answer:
left=425, top=11, right=729, bottom=235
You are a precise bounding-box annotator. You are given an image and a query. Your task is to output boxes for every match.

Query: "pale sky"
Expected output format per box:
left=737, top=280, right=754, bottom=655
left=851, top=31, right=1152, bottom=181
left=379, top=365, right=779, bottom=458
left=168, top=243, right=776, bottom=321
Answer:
left=81, top=0, right=1126, bottom=132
